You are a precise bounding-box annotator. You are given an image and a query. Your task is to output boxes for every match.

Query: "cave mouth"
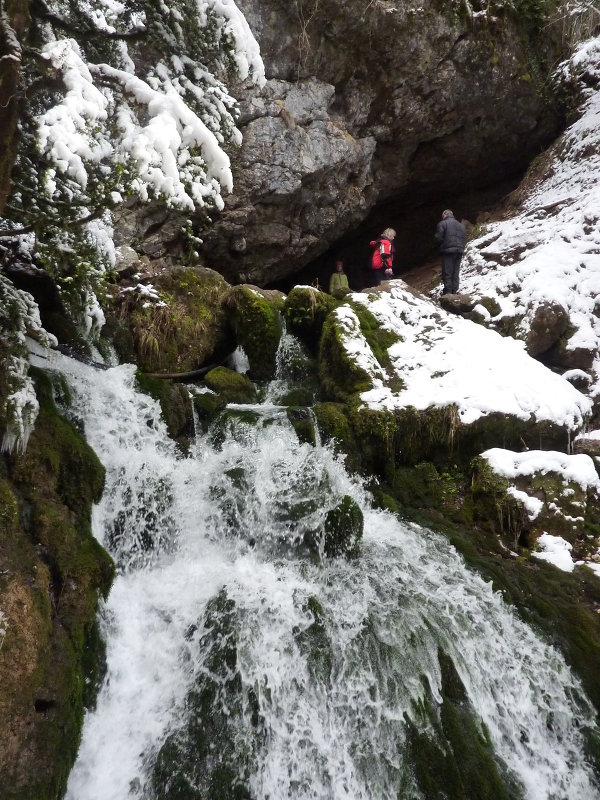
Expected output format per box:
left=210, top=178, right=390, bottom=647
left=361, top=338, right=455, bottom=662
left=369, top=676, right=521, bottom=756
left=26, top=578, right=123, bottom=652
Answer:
left=269, top=173, right=524, bottom=295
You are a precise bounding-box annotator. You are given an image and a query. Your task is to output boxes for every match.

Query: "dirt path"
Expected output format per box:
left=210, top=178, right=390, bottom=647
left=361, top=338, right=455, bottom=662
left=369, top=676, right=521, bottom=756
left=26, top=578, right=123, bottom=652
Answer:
left=399, top=257, right=441, bottom=295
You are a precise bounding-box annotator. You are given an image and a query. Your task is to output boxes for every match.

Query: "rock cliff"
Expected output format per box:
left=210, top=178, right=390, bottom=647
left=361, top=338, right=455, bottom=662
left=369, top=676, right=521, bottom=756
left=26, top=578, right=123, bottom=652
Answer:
left=117, top=1, right=563, bottom=285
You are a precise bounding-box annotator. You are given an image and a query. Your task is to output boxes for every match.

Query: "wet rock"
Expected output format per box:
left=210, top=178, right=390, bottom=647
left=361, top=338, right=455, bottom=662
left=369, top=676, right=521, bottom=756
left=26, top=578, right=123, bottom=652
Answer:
left=470, top=449, right=600, bottom=557
left=135, top=372, right=195, bottom=446
left=222, top=285, right=283, bottom=380
left=283, top=286, right=337, bottom=351
left=0, top=371, right=114, bottom=798
left=323, top=495, right=363, bottom=558
left=439, top=293, right=477, bottom=314
left=204, top=367, right=257, bottom=404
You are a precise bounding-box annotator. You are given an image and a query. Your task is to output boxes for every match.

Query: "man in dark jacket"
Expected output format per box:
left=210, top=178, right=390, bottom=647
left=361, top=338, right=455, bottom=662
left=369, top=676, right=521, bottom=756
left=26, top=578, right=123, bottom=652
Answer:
left=435, top=210, right=467, bottom=295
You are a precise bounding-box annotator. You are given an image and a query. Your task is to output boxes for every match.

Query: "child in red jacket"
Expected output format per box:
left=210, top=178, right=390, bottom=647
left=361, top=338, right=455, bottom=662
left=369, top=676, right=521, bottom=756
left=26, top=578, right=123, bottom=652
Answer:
left=370, top=228, right=396, bottom=285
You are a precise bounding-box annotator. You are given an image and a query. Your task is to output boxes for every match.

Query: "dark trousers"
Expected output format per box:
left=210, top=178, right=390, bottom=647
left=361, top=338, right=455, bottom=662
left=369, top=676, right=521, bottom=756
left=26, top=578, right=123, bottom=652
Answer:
left=371, top=268, right=385, bottom=286
left=441, top=252, right=462, bottom=294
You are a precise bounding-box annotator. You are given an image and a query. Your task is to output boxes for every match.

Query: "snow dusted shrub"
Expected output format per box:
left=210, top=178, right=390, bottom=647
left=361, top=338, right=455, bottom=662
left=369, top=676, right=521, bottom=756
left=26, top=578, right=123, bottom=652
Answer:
left=0, top=275, right=57, bottom=454
left=1, top=0, right=264, bottom=320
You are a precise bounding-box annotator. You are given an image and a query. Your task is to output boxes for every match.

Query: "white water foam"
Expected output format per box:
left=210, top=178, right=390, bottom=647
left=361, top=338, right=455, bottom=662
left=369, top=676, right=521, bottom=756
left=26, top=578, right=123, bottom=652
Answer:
left=33, top=352, right=598, bottom=800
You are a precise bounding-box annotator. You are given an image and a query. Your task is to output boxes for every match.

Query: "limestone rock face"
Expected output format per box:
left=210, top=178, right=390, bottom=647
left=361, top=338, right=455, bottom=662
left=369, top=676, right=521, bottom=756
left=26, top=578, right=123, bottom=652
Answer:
left=194, top=1, right=560, bottom=285
left=113, top=3, right=561, bottom=286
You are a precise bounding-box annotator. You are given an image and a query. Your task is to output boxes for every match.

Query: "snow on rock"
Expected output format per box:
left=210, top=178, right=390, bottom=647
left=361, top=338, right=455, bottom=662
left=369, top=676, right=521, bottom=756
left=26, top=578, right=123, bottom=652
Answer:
left=482, top=448, right=600, bottom=492
left=349, top=283, right=591, bottom=432
left=459, top=36, right=600, bottom=401
left=533, top=533, right=575, bottom=573
left=480, top=447, right=600, bottom=571
left=334, top=305, right=385, bottom=382
left=0, top=276, right=57, bottom=454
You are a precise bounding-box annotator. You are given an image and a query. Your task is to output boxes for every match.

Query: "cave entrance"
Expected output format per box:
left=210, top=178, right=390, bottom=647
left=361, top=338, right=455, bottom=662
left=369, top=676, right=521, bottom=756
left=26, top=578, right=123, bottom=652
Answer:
left=270, top=173, right=523, bottom=296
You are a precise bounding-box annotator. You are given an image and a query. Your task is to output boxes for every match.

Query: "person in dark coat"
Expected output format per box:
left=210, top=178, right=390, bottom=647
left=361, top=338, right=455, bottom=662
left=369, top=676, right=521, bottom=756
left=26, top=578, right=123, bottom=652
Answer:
left=435, top=210, right=467, bottom=295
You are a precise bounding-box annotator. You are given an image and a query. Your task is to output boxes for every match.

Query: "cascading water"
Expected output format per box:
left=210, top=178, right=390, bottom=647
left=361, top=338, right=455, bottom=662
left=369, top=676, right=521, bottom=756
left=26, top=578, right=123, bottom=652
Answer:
left=32, top=344, right=599, bottom=800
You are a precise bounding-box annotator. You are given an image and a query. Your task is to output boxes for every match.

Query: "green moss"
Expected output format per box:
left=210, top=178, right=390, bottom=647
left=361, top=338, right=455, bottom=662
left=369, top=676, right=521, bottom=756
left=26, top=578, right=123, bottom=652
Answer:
left=135, top=370, right=194, bottom=443
left=203, top=367, right=257, bottom=404
left=286, top=407, right=316, bottom=446
left=323, top=495, right=363, bottom=558
left=294, top=595, right=333, bottom=685
left=406, top=650, right=522, bottom=800
left=192, top=391, right=228, bottom=433
left=279, top=387, right=315, bottom=406
left=348, top=405, right=399, bottom=481
left=319, top=314, right=374, bottom=401
left=150, top=590, right=260, bottom=800
left=392, top=462, right=466, bottom=519
left=224, top=285, right=282, bottom=381
left=313, top=401, right=354, bottom=447
left=0, top=369, right=114, bottom=799
left=348, top=300, right=401, bottom=374
left=469, top=456, right=529, bottom=547
left=126, top=267, right=233, bottom=373
left=283, top=286, right=337, bottom=350
left=0, top=478, right=20, bottom=534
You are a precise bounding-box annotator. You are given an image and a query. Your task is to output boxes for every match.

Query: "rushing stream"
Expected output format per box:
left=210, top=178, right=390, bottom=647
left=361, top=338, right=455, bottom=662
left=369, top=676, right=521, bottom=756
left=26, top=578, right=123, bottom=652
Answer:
left=33, top=342, right=599, bottom=800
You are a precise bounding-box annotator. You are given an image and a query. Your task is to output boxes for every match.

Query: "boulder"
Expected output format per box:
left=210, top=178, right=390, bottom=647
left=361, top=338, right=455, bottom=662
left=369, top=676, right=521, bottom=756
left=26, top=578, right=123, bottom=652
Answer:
left=471, top=448, right=600, bottom=556
left=283, top=286, right=337, bottom=350
left=203, top=367, right=257, bottom=404
left=111, top=267, right=234, bottom=374
left=0, top=371, right=114, bottom=798
left=323, top=495, right=363, bottom=558
left=439, top=293, right=477, bottom=314
left=222, top=285, right=283, bottom=380
left=524, top=301, right=569, bottom=357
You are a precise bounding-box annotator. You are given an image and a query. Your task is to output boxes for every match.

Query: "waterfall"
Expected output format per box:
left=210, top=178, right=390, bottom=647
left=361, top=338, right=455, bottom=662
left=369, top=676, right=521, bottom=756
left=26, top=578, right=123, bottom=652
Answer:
left=32, top=350, right=598, bottom=800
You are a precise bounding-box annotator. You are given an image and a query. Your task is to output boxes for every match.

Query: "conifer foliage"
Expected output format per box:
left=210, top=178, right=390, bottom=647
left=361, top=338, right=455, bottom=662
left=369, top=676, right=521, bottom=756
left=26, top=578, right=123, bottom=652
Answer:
left=0, top=0, right=264, bottom=308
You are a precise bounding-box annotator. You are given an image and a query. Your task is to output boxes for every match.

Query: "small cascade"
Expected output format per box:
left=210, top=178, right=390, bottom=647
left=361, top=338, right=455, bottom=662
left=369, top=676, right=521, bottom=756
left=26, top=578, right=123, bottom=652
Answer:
left=31, top=348, right=599, bottom=800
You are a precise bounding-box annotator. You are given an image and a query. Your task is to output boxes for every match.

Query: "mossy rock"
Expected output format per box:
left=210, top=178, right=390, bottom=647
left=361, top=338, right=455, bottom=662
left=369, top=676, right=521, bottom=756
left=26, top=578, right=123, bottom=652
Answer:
left=477, top=295, right=502, bottom=318
left=223, top=285, right=282, bottom=381
left=278, top=386, right=315, bottom=407
left=192, top=391, right=228, bottom=434
left=283, top=286, right=337, bottom=350
left=467, top=456, right=527, bottom=547
left=135, top=371, right=194, bottom=444
left=294, top=595, right=334, bottom=684
left=348, top=405, right=399, bottom=481
left=203, top=367, right=257, bottom=404
left=348, top=300, right=401, bottom=372
left=319, top=312, right=374, bottom=402
left=150, top=590, right=261, bottom=799
left=0, top=370, right=114, bottom=800
left=323, top=495, right=363, bottom=558
left=392, top=462, right=467, bottom=519
left=286, top=407, right=316, bottom=446
left=437, top=515, right=600, bottom=722
left=313, top=402, right=360, bottom=471
left=124, top=267, right=234, bottom=373
left=406, top=649, right=522, bottom=800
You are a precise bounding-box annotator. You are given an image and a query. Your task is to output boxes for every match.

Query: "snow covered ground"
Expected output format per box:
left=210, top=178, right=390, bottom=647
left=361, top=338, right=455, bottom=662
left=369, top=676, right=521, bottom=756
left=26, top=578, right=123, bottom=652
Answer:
left=334, top=36, right=600, bottom=574
left=459, top=36, right=600, bottom=408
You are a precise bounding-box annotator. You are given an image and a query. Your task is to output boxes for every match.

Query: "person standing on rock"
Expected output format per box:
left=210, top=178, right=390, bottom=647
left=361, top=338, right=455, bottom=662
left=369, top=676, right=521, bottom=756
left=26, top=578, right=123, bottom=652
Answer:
left=435, top=210, right=467, bottom=295
left=369, top=228, right=396, bottom=286
left=329, top=258, right=350, bottom=298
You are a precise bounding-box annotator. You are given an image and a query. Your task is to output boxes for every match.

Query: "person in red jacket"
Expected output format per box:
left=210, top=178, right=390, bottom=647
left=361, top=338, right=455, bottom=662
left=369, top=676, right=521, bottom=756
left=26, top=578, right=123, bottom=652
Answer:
left=369, top=228, right=396, bottom=285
